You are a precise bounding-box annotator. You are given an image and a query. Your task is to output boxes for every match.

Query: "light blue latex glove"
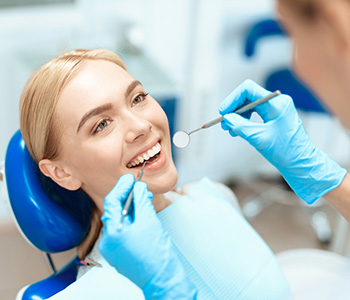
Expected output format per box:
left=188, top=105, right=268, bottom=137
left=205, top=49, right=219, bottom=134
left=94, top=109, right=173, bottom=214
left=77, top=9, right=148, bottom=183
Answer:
left=99, top=173, right=197, bottom=300
left=219, top=79, right=347, bottom=204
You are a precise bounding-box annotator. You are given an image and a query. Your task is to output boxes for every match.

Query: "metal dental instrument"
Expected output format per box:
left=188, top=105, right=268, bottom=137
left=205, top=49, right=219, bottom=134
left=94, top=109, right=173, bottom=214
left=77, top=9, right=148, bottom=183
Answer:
left=118, top=157, right=158, bottom=230
left=172, top=90, right=281, bottom=148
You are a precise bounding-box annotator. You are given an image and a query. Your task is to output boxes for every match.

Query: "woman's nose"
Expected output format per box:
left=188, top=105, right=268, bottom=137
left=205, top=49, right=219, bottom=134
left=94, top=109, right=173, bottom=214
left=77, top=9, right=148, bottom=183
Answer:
left=124, top=113, right=152, bottom=143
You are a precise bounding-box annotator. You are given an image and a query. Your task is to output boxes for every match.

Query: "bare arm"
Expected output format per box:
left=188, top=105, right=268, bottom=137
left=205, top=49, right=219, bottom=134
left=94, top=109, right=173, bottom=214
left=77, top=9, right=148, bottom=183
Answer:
left=324, top=173, right=350, bottom=222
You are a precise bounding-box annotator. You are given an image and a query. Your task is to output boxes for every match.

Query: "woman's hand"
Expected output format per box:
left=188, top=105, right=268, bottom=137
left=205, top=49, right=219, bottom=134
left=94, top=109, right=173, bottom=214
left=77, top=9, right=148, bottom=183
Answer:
left=219, top=79, right=346, bottom=204
left=99, top=174, right=197, bottom=300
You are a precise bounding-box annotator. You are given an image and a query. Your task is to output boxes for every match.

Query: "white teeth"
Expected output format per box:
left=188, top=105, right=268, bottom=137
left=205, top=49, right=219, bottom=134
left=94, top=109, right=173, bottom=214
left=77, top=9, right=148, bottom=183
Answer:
left=148, top=146, right=157, bottom=157
left=147, top=149, right=154, bottom=157
left=127, top=142, right=162, bottom=168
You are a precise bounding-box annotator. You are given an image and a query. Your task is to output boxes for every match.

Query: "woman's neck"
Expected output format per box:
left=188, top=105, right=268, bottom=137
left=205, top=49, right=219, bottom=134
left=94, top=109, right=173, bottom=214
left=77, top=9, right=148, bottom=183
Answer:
left=152, top=193, right=172, bottom=213
left=94, top=190, right=173, bottom=214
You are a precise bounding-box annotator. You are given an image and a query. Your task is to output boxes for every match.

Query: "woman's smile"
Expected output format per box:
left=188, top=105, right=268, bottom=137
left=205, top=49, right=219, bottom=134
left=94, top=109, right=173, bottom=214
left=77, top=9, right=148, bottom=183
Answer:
left=127, top=141, right=161, bottom=168
left=125, top=140, right=168, bottom=176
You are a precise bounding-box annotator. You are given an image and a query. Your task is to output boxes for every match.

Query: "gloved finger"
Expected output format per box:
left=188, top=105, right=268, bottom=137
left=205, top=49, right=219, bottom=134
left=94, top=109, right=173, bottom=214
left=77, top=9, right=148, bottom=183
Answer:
left=101, top=173, right=135, bottom=226
left=221, top=120, right=238, bottom=137
left=133, top=181, right=155, bottom=220
left=219, top=79, right=270, bottom=115
left=223, top=113, right=267, bottom=142
left=224, top=113, right=285, bottom=154
left=218, top=79, right=288, bottom=123
left=256, top=93, right=295, bottom=122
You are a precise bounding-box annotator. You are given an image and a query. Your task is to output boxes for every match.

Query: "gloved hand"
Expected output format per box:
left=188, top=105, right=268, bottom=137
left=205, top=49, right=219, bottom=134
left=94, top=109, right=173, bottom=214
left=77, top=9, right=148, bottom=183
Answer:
left=99, top=173, right=197, bottom=300
left=219, top=79, right=347, bottom=204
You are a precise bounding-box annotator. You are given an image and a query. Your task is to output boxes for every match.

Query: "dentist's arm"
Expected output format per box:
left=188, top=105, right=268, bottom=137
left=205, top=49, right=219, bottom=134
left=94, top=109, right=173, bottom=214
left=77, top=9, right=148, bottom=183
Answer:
left=219, top=80, right=347, bottom=214
left=99, top=174, right=197, bottom=300
left=324, top=173, right=350, bottom=221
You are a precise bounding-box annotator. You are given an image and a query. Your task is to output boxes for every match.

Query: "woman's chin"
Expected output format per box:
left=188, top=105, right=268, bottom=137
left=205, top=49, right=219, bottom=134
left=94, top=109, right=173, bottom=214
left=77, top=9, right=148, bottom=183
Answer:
left=149, top=169, right=178, bottom=195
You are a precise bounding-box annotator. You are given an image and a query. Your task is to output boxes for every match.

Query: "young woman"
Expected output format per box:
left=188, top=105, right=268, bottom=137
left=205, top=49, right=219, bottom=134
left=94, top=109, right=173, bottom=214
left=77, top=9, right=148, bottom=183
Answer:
left=20, top=49, right=290, bottom=299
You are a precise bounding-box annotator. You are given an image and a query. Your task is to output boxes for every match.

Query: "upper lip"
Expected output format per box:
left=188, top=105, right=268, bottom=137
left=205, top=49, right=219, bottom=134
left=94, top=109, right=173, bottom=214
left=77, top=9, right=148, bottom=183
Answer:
left=126, top=139, right=160, bottom=166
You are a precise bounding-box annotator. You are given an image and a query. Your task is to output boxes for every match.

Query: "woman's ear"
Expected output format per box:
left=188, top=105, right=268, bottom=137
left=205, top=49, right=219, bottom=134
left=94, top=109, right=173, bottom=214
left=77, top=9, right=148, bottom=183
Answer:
left=319, top=0, right=350, bottom=57
left=39, top=159, right=82, bottom=191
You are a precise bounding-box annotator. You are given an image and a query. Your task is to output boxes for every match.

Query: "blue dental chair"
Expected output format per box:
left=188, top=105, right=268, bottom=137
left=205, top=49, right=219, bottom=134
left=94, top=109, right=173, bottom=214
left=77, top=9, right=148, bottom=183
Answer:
left=5, top=130, right=91, bottom=300
left=242, top=19, right=333, bottom=244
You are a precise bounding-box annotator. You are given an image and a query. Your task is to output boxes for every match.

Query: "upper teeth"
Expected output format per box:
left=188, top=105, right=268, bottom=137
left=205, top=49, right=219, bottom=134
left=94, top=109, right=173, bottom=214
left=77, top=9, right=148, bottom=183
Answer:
left=127, top=143, right=161, bottom=168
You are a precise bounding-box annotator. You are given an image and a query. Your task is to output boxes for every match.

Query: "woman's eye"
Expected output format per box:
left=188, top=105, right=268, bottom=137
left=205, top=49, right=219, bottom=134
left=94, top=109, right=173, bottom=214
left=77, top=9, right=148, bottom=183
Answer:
left=132, top=93, right=148, bottom=106
left=94, top=119, right=111, bottom=133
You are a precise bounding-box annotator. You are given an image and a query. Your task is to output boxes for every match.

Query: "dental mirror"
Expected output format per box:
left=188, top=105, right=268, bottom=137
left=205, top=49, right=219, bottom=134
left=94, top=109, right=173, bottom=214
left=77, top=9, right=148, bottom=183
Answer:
left=172, top=90, right=281, bottom=148
left=172, top=130, right=191, bottom=148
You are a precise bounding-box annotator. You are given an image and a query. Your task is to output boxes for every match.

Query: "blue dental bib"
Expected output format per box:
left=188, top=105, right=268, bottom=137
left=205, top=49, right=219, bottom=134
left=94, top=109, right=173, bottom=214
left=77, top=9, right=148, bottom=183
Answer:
left=49, top=178, right=290, bottom=300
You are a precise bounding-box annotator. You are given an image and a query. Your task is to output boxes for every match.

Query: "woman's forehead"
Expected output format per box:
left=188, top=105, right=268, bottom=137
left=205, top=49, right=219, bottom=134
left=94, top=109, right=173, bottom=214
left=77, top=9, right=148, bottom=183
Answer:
left=71, top=60, right=133, bottom=89
left=54, top=61, right=134, bottom=126
left=60, top=60, right=133, bottom=102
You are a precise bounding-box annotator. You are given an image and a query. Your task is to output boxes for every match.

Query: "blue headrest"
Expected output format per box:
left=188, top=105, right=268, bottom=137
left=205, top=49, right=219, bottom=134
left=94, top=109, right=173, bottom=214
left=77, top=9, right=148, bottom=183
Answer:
left=5, top=130, right=91, bottom=253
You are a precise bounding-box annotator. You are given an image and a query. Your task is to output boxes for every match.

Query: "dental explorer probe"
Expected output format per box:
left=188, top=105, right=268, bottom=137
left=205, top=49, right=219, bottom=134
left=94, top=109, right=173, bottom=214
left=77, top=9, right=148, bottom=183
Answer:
left=118, top=158, right=157, bottom=230
left=172, top=90, right=281, bottom=148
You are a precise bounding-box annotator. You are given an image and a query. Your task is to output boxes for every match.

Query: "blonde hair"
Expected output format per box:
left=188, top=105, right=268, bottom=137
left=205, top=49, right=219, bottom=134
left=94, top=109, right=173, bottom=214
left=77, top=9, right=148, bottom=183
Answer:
left=19, top=49, right=127, bottom=259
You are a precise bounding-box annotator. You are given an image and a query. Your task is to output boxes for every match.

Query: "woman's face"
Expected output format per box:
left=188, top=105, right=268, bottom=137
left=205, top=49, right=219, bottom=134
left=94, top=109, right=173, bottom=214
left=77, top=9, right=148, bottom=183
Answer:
left=277, top=3, right=333, bottom=98
left=53, top=59, right=178, bottom=208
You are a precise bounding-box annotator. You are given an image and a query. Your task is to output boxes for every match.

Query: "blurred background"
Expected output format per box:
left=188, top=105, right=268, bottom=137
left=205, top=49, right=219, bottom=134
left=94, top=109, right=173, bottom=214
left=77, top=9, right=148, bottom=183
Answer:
left=1, top=0, right=350, bottom=298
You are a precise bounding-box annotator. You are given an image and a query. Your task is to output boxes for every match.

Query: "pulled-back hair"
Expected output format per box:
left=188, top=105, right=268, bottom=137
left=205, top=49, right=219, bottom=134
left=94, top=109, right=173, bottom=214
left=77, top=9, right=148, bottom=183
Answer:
left=19, top=49, right=127, bottom=259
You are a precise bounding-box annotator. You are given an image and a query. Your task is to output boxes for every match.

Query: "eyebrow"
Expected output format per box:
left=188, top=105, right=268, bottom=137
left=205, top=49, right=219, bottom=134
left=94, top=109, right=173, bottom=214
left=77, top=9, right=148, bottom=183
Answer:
left=77, top=80, right=143, bottom=133
left=125, top=80, right=142, bottom=98
left=77, top=103, right=113, bottom=132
